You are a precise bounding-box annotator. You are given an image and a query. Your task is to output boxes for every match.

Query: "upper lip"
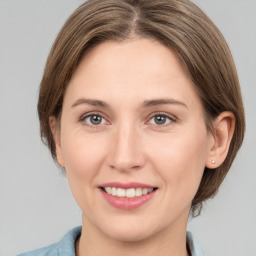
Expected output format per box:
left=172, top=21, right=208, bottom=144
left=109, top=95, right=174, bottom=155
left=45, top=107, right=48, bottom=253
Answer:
left=99, top=182, right=157, bottom=189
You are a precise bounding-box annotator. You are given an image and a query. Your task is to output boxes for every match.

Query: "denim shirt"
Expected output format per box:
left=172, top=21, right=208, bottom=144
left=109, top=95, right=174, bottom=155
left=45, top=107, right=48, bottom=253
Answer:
left=17, top=226, right=205, bottom=256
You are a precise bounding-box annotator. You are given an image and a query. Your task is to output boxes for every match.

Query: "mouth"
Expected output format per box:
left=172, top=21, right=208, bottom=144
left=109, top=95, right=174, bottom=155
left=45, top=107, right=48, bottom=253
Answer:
left=99, top=182, right=158, bottom=210
left=100, top=186, right=158, bottom=198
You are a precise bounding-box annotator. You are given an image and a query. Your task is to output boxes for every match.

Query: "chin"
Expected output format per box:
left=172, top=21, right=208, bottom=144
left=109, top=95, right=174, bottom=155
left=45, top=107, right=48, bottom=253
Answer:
left=107, top=227, right=154, bottom=242
left=97, top=217, right=160, bottom=242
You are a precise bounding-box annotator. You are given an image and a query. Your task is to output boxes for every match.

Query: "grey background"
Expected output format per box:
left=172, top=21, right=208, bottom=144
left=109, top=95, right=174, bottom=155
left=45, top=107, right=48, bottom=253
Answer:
left=0, top=1, right=255, bottom=255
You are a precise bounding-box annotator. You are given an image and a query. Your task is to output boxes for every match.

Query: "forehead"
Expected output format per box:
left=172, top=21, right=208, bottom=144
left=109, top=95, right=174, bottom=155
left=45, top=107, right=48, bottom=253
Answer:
left=64, top=39, right=201, bottom=109
left=72, top=39, right=189, bottom=84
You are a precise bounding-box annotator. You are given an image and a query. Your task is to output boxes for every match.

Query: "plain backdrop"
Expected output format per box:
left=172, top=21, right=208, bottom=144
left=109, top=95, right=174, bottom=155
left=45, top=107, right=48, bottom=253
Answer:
left=0, top=1, right=255, bottom=256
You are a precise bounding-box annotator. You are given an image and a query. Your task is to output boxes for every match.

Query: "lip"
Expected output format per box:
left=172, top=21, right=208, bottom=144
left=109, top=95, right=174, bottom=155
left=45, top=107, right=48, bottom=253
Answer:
left=99, top=182, right=157, bottom=210
left=99, top=182, right=155, bottom=189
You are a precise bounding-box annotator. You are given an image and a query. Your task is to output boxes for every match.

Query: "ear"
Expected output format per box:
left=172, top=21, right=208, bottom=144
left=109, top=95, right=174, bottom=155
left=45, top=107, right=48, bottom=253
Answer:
left=49, top=116, right=65, bottom=167
left=205, top=111, right=235, bottom=169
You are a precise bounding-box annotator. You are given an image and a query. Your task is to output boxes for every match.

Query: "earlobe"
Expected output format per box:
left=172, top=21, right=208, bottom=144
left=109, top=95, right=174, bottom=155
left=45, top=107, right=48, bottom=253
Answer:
left=206, top=111, right=235, bottom=169
left=49, top=116, right=65, bottom=167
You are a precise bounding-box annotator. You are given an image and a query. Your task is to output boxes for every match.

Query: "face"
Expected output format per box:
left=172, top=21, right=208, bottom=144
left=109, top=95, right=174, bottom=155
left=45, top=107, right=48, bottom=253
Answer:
left=54, top=39, right=214, bottom=242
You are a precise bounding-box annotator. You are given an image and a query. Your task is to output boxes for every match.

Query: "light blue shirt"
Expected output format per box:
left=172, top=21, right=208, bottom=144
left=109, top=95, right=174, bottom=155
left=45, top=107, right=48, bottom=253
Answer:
left=17, top=226, right=205, bottom=256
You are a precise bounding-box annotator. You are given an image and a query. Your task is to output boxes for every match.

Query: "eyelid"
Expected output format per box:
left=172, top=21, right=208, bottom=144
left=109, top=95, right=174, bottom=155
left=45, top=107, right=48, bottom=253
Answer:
left=146, top=112, right=177, bottom=126
left=78, top=111, right=177, bottom=127
left=79, top=111, right=110, bottom=127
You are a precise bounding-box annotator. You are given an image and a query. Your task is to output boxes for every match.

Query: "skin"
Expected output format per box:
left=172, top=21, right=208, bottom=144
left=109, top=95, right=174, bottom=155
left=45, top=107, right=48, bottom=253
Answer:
left=50, top=38, right=235, bottom=256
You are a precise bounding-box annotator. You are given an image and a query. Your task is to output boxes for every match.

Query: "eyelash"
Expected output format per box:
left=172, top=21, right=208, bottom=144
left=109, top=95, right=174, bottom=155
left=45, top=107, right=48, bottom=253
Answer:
left=147, top=112, right=176, bottom=127
left=79, top=112, right=109, bottom=128
left=79, top=112, right=176, bottom=128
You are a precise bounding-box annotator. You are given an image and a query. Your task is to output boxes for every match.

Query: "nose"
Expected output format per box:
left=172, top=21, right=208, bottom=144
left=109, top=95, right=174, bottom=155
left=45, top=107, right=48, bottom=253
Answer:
left=107, top=123, right=146, bottom=172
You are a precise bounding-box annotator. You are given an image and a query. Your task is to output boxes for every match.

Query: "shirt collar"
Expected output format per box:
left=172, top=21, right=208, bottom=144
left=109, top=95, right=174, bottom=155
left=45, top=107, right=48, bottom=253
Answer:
left=186, top=231, right=205, bottom=256
left=58, top=227, right=205, bottom=256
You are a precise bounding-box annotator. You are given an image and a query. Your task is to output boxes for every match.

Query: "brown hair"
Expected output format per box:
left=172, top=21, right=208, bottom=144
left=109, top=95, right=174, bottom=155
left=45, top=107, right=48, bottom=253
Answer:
left=38, top=0, right=245, bottom=216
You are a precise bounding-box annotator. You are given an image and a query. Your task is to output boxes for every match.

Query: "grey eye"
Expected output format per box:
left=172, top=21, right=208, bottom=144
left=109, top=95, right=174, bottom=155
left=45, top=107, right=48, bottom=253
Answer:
left=149, top=115, right=172, bottom=125
left=84, top=115, right=106, bottom=126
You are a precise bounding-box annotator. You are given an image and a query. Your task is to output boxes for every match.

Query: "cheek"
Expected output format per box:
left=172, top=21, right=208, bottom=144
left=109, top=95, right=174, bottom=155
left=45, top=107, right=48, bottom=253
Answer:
left=149, top=127, right=209, bottom=198
left=60, top=127, right=107, bottom=176
left=59, top=130, right=108, bottom=208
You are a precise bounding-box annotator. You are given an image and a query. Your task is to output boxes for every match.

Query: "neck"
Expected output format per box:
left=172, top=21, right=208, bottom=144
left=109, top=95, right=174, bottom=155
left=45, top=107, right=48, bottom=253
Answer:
left=77, top=212, right=189, bottom=256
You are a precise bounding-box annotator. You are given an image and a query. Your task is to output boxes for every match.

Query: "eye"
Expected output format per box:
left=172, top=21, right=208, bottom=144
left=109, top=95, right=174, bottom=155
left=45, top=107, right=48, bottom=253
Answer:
left=82, top=114, right=108, bottom=126
left=148, top=114, right=173, bottom=126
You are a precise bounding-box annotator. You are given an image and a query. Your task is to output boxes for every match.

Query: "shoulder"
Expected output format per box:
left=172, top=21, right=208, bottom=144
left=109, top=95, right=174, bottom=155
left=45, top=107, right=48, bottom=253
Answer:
left=186, top=231, right=205, bottom=256
left=17, top=226, right=82, bottom=256
left=17, top=243, right=59, bottom=256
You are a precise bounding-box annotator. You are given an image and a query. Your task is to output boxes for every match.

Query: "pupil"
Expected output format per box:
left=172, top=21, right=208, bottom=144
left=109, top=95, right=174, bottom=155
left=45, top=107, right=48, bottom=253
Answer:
left=90, top=115, right=102, bottom=125
left=155, top=115, right=166, bottom=125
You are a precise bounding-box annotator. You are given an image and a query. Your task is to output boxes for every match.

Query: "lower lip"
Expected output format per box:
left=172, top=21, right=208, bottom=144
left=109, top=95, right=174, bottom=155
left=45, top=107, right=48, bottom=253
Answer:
left=101, top=189, right=156, bottom=210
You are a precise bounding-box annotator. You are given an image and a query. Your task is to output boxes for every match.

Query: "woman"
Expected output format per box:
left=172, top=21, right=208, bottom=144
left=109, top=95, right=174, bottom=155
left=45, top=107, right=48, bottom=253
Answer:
left=18, top=0, right=245, bottom=255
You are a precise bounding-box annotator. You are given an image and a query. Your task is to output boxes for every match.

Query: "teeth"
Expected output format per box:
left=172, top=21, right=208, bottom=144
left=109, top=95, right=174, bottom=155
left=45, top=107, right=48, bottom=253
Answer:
left=135, top=188, right=142, bottom=196
left=126, top=188, right=135, bottom=198
left=148, top=188, right=153, bottom=193
left=117, top=188, right=125, bottom=197
left=105, top=187, right=112, bottom=194
left=104, top=187, right=155, bottom=198
left=142, top=188, right=148, bottom=195
left=112, top=187, right=117, bottom=196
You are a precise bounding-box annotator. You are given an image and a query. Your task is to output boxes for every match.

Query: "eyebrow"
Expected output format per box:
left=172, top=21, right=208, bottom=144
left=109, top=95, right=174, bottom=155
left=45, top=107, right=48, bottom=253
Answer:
left=71, top=98, right=188, bottom=109
left=143, top=98, right=188, bottom=108
left=71, top=98, right=109, bottom=108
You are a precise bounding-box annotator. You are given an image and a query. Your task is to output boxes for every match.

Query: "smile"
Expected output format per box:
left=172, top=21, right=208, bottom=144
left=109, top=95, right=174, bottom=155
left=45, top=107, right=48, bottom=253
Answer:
left=102, top=187, right=155, bottom=198
left=99, top=182, right=158, bottom=210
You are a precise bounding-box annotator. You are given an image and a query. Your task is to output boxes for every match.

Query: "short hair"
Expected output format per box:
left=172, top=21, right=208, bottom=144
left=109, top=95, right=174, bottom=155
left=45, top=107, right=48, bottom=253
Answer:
left=38, top=0, right=245, bottom=216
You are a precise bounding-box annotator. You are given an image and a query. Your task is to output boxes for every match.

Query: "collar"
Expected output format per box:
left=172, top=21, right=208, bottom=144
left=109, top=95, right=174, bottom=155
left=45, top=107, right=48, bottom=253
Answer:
left=58, top=227, right=205, bottom=256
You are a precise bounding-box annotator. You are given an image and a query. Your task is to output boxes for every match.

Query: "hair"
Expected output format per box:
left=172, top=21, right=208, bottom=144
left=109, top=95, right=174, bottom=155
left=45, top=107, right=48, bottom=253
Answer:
left=38, top=0, right=245, bottom=216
